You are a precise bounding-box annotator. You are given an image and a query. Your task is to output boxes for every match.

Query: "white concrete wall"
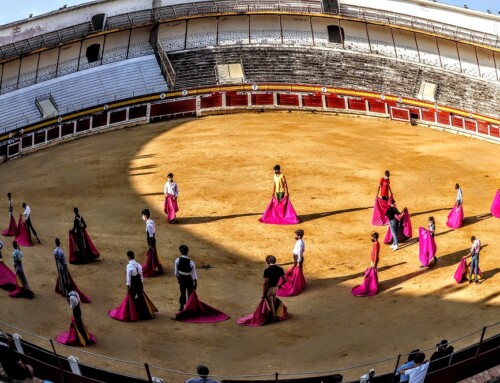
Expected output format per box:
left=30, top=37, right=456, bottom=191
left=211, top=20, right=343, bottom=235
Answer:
left=477, top=48, right=498, bottom=81
left=1, top=59, right=20, bottom=82
left=415, top=34, right=440, bottom=67
left=367, top=24, right=395, bottom=58
left=341, top=20, right=370, bottom=53
left=457, top=43, right=479, bottom=76
left=218, top=16, right=249, bottom=46
left=0, top=0, right=153, bottom=45
left=186, top=18, right=217, bottom=49
left=311, top=17, right=341, bottom=48
left=282, top=16, right=313, bottom=46
left=341, top=0, right=500, bottom=37
left=250, top=15, right=281, bottom=44
left=19, top=54, right=39, bottom=76
left=437, top=39, right=460, bottom=72
left=393, top=29, right=419, bottom=62
left=159, top=21, right=186, bottom=51
left=38, top=48, right=60, bottom=70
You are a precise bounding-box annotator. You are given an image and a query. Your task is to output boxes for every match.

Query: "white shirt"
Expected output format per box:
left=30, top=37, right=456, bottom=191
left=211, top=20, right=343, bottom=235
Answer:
left=404, top=362, right=429, bottom=383
left=456, top=188, right=463, bottom=203
left=293, top=239, right=305, bottom=263
left=53, top=246, right=67, bottom=267
left=174, top=256, right=197, bottom=280
left=126, top=260, right=143, bottom=286
left=471, top=239, right=481, bottom=254
left=164, top=180, right=179, bottom=198
left=146, top=218, right=155, bottom=237
left=23, top=205, right=31, bottom=219
left=68, top=291, right=81, bottom=309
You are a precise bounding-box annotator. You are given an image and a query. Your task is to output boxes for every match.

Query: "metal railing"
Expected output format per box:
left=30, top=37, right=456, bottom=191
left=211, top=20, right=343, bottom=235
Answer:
left=339, top=4, right=500, bottom=49
left=156, top=41, right=176, bottom=90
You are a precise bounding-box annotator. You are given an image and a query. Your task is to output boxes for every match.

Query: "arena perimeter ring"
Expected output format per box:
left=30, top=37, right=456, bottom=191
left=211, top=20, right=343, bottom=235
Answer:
left=1, top=112, right=499, bottom=381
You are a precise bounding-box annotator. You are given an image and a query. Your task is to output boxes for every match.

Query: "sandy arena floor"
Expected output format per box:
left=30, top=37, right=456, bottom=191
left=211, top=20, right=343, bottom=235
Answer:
left=0, top=112, right=499, bottom=381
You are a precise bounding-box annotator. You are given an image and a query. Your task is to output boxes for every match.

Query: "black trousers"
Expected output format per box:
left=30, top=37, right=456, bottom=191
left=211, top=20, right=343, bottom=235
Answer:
left=73, top=304, right=89, bottom=343
left=26, top=217, right=38, bottom=238
left=178, top=275, right=194, bottom=308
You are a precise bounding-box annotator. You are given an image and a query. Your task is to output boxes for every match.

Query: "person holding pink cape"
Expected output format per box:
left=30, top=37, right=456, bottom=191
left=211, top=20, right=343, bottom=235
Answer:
left=9, top=241, right=34, bottom=299
left=2, top=192, right=17, bottom=237
left=141, top=209, right=163, bottom=276
left=352, top=233, right=379, bottom=297
left=446, top=183, right=464, bottom=228
left=163, top=173, right=179, bottom=224
left=462, top=236, right=481, bottom=284
left=278, top=229, right=306, bottom=297
left=260, top=165, right=299, bottom=225
left=419, top=217, right=437, bottom=268
left=491, top=189, right=500, bottom=218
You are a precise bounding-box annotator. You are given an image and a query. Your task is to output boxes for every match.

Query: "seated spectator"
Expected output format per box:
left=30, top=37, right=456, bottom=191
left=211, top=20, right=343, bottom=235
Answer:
left=185, top=365, right=221, bottom=383
left=400, top=353, right=429, bottom=383
left=395, top=349, right=420, bottom=382
left=0, top=331, right=35, bottom=382
left=429, top=340, right=454, bottom=371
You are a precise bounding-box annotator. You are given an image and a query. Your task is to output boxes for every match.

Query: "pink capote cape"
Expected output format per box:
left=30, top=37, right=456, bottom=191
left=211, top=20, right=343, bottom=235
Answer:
left=14, top=215, right=32, bottom=247
left=0, top=262, right=16, bottom=290
left=372, top=197, right=395, bottom=226
left=164, top=195, right=179, bottom=221
left=383, top=209, right=412, bottom=244
left=68, top=230, right=100, bottom=264
left=454, top=258, right=482, bottom=283
left=491, top=189, right=500, bottom=218
left=55, top=317, right=96, bottom=347
left=418, top=227, right=437, bottom=267
left=278, top=266, right=306, bottom=297
left=446, top=204, right=464, bottom=229
left=8, top=278, right=34, bottom=299
left=55, top=273, right=92, bottom=303
left=2, top=216, right=18, bottom=236
left=237, top=298, right=288, bottom=326
left=351, top=267, right=378, bottom=297
left=108, top=292, right=158, bottom=322
left=142, top=248, right=162, bottom=278
left=174, top=291, right=230, bottom=323
left=259, top=196, right=299, bottom=225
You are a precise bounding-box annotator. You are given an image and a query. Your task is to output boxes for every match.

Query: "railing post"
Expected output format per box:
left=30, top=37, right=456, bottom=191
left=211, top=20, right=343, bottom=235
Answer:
left=275, top=372, right=279, bottom=382
left=475, top=326, right=487, bottom=358
left=144, top=363, right=154, bottom=383
left=49, top=339, right=65, bottom=383
left=391, top=355, right=401, bottom=383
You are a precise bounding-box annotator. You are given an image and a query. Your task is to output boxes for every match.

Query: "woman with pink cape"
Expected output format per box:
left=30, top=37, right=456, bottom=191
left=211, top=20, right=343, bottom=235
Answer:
left=164, top=173, right=179, bottom=224
left=446, top=183, right=464, bottom=229
left=491, top=189, right=500, bottom=218
left=14, top=215, right=32, bottom=247
left=260, top=164, right=299, bottom=225
left=109, top=251, right=158, bottom=322
left=418, top=217, right=437, bottom=267
left=8, top=241, right=34, bottom=299
left=2, top=193, right=17, bottom=236
left=56, top=290, right=96, bottom=347
left=383, top=208, right=412, bottom=245
left=0, top=241, right=16, bottom=291
left=352, top=233, right=379, bottom=297
left=278, top=229, right=306, bottom=297
left=174, top=291, right=229, bottom=323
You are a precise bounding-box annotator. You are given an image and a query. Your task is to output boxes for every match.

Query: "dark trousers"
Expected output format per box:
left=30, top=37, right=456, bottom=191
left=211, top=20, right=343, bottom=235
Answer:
left=26, top=217, right=38, bottom=238
left=73, top=304, right=89, bottom=343
left=178, top=275, right=194, bottom=309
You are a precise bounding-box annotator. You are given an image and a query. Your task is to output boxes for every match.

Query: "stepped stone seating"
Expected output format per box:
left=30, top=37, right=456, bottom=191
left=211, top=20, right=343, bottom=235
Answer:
left=167, top=46, right=500, bottom=118
left=0, top=55, right=167, bottom=133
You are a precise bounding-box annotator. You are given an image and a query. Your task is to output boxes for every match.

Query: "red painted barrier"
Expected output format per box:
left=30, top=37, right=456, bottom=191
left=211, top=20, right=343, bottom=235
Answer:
left=61, top=122, right=75, bottom=136
left=226, top=92, right=248, bottom=107
left=451, top=115, right=464, bottom=129
left=251, top=93, right=274, bottom=106
left=390, top=107, right=410, bottom=121
left=22, top=135, right=33, bottom=148
left=76, top=118, right=91, bottom=133
left=464, top=119, right=477, bottom=132
left=47, top=127, right=60, bottom=140
left=421, top=110, right=436, bottom=122
left=490, top=125, right=500, bottom=138
left=436, top=111, right=450, bottom=125
left=325, top=95, right=346, bottom=109
left=92, top=113, right=107, bottom=128
left=200, top=94, right=223, bottom=109
left=278, top=94, right=299, bottom=107
left=150, top=99, right=196, bottom=117
left=348, top=98, right=366, bottom=111
left=368, top=100, right=386, bottom=113
left=302, top=95, right=323, bottom=108
left=477, top=121, right=489, bottom=135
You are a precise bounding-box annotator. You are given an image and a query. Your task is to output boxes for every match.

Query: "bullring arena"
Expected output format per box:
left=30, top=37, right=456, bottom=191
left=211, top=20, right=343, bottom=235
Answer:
left=0, top=1, right=499, bottom=383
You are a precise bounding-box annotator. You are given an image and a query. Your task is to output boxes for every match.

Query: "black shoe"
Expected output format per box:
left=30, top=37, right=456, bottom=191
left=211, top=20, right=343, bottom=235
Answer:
left=179, top=305, right=184, bottom=311
left=37, top=238, right=41, bottom=244
left=469, top=279, right=473, bottom=284
left=475, top=280, right=480, bottom=284
left=433, top=256, right=438, bottom=264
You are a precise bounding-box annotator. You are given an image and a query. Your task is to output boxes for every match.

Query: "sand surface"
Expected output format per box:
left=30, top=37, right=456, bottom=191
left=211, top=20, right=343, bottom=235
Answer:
left=0, top=112, right=499, bottom=381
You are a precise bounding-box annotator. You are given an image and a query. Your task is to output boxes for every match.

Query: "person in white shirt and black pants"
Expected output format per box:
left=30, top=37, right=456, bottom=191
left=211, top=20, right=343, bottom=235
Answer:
left=126, top=251, right=154, bottom=320
left=67, top=287, right=90, bottom=344
left=174, top=245, right=197, bottom=311
left=142, top=209, right=163, bottom=273
left=22, top=202, right=40, bottom=244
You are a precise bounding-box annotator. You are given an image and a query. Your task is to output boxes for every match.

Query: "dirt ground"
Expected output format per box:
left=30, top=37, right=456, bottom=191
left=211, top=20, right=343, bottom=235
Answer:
left=0, top=112, right=499, bottom=381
